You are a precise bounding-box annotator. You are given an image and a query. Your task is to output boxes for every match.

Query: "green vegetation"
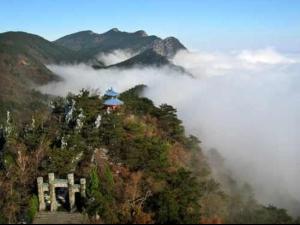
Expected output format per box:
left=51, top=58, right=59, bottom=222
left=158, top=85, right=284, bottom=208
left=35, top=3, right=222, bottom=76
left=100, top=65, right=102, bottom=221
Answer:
left=0, top=32, right=77, bottom=64
left=87, top=166, right=118, bottom=224
left=0, top=86, right=297, bottom=224
left=26, top=195, right=39, bottom=223
left=147, top=168, right=202, bottom=224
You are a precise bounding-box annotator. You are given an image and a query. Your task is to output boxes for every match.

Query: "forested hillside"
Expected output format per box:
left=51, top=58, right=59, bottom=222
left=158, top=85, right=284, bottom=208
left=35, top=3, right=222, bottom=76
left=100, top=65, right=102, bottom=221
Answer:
left=0, top=85, right=297, bottom=224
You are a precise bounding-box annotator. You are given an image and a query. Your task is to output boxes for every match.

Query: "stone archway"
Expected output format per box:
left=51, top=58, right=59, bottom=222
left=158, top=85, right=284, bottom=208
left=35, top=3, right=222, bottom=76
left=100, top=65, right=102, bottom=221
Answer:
left=37, top=173, right=86, bottom=212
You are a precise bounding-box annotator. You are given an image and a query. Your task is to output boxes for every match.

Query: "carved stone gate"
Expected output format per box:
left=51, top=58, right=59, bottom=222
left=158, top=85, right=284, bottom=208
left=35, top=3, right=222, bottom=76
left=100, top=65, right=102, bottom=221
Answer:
left=37, top=173, right=86, bottom=212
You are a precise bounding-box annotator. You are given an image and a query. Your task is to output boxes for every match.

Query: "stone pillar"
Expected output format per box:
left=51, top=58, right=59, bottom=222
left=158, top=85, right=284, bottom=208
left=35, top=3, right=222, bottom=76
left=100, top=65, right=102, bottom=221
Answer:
left=68, top=173, right=75, bottom=211
left=80, top=178, right=86, bottom=198
left=48, top=173, right=57, bottom=212
left=37, top=177, right=46, bottom=211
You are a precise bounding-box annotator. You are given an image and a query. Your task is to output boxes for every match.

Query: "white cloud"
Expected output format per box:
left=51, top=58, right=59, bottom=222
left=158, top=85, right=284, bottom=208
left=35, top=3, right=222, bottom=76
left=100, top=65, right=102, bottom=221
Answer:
left=172, top=48, right=298, bottom=78
left=237, top=48, right=296, bottom=64
left=40, top=48, right=300, bottom=215
left=97, top=49, right=138, bottom=66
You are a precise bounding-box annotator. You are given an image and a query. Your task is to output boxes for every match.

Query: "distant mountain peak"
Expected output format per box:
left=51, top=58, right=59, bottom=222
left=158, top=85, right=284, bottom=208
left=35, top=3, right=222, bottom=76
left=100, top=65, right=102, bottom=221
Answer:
left=134, top=30, right=148, bottom=37
left=108, top=28, right=120, bottom=33
left=75, top=30, right=94, bottom=35
left=87, top=30, right=96, bottom=35
left=151, top=36, right=186, bottom=58
left=164, top=36, right=178, bottom=41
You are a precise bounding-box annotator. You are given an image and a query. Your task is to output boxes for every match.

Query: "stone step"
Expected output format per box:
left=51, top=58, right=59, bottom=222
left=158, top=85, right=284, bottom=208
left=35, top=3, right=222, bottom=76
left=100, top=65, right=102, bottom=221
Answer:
left=33, top=212, right=87, bottom=224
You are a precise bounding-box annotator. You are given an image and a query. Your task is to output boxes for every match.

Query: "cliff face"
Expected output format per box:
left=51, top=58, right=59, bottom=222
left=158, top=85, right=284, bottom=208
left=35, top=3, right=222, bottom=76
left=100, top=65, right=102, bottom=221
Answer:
left=152, top=37, right=186, bottom=58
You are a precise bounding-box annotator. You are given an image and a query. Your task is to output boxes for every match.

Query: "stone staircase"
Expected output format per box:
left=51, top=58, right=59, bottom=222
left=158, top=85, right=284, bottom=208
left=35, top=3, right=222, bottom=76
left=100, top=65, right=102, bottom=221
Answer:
left=33, top=212, right=87, bottom=224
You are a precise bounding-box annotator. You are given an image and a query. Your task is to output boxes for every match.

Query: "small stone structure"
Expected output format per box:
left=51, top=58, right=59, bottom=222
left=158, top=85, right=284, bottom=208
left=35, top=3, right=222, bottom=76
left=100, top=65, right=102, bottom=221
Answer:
left=37, top=173, right=86, bottom=212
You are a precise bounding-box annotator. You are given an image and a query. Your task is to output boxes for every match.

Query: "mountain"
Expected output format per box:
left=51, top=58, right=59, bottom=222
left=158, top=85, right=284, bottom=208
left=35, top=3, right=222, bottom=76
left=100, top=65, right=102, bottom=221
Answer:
left=54, top=28, right=188, bottom=70
left=0, top=29, right=187, bottom=122
left=0, top=32, right=77, bottom=122
left=0, top=31, right=76, bottom=64
left=102, top=49, right=192, bottom=76
left=0, top=30, right=298, bottom=224
left=106, top=49, right=170, bottom=68
left=151, top=36, right=187, bottom=58
left=0, top=86, right=296, bottom=224
left=54, top=28, right=186, bottom=60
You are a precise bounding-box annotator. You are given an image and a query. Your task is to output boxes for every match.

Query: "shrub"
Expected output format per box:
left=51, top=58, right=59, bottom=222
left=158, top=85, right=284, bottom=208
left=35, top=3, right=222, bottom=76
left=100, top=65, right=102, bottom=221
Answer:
left=123, top=136, right=169, bottom=172
left=26, top=195, right=39, bottom=223
left=87, top=166, right=118, bottom=223
left=154, top=104, right=185, bottom=142
left=147, top=168, right=202, bottom=224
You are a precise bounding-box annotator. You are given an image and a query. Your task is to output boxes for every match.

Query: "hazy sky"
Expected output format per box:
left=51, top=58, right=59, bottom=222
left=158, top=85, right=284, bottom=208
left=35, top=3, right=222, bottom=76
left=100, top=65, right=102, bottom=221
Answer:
left=0, top=0, right=299, bottom=51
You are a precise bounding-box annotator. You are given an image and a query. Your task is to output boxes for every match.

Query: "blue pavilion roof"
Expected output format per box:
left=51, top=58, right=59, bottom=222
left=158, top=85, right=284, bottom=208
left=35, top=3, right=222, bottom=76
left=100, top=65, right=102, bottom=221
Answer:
left=104, top=98, right=124, bottom=106
left=105, top=88, right=119, bottom=97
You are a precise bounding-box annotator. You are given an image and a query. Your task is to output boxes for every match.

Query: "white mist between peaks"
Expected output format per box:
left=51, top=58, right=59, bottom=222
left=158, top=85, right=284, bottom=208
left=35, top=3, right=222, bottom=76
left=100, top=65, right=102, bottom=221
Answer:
left=39, top=48, right=300, bottom=215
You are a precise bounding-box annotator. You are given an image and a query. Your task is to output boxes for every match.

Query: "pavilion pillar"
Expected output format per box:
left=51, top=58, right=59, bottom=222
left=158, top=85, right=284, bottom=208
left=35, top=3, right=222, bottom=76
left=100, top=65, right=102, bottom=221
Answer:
left=49, top=173, right=57, bottom=212
left=37, top=177, right=46, bottom=211
left=68, top=173, right=75, bottom=211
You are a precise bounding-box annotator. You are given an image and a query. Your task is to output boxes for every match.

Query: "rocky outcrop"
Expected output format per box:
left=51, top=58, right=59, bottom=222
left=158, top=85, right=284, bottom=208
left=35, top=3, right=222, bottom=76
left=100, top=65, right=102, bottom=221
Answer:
left=152, top=37, right=186, bottom=58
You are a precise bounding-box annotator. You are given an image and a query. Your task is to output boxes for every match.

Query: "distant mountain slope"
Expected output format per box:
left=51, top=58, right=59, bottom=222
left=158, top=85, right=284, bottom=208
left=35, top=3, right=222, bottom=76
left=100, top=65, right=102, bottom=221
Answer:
left=106, top=49, right=170, bottom=68
left=0, top=32, right=77, bottom=64
left=54, top=28, right=186, bottom=60
left=0, top=32, right=77, bottom=122
left=93, top=49, right=192, bottom=76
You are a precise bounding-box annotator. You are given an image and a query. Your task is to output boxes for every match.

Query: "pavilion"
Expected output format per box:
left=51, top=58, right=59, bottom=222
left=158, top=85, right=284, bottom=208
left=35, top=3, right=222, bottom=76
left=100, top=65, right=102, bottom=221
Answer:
left=104, top=88, right=124, bottom=111
left=105, top=88, right=119, bottom=98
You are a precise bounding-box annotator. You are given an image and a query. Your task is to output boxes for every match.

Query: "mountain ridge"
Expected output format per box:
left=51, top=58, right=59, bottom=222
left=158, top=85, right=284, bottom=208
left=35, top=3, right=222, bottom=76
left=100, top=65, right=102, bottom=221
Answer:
left=54, top=28, right=186, bottom=59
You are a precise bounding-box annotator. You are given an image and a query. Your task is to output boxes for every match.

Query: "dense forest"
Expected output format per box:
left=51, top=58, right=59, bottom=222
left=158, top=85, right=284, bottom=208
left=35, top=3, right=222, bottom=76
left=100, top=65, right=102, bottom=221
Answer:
left=0, top=85, right=298, bottom=224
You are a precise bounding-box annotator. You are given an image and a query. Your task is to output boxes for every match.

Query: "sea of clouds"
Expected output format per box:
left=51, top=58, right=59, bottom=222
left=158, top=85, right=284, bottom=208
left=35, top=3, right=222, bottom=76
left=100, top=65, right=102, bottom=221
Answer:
left=39, top=48, right=300, bottom=215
